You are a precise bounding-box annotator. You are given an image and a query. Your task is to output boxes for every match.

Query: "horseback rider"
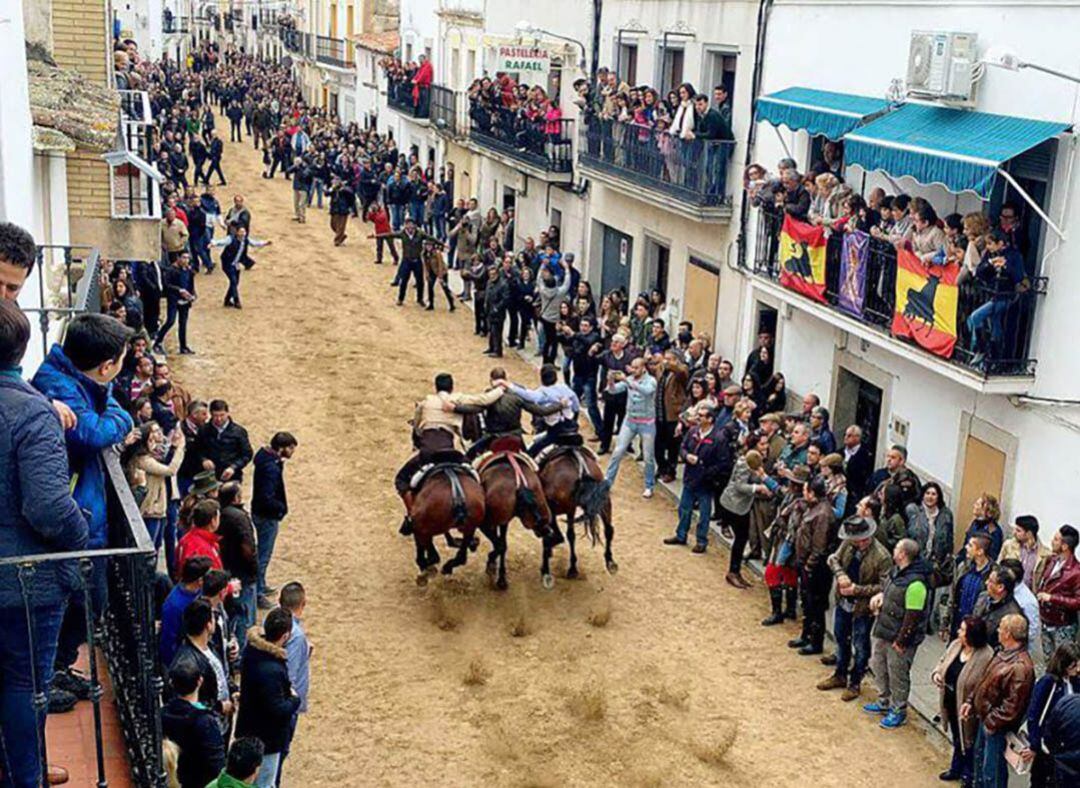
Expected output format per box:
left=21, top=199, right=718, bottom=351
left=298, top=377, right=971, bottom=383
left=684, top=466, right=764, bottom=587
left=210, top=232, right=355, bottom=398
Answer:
left=500, top=364, right=581, bottom=458
left=394, top=373, right=504, bottom=533
left=451, top=367, right=564, bottom=460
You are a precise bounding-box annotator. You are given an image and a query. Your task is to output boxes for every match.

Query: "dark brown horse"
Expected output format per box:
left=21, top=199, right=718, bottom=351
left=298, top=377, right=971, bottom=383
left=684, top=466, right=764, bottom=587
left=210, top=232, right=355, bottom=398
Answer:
left=476, top=440, right=556, bottom=590
left=410, top=466, right=486, bottom=586
left=538, top=447, right=617, bottom=588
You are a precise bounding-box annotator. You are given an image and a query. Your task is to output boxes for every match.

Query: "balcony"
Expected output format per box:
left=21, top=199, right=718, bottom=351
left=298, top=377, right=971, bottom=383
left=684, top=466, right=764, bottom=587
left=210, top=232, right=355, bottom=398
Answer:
left=107, top=90, right=162, bottom=220
left=430, top=84, right=466, bottom=138
left=5, top=264, right=164, bottom=785
left=281, top=28, right=312, bottom=59
left=162, top=14, right=189, bottom=34
left=386, top=75, right=430, bottom=120
left=578, top=122, right=735, bottom=222
left=745, top=210, right=1045, bottom=389
left=467, top=104, right=574, bottom=177
left=316, top=35, right=355, bottom=69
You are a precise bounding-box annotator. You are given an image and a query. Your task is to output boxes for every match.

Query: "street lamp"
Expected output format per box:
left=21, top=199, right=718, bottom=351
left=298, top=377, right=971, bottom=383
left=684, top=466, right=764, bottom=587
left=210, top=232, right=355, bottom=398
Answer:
left=982, top=46, right=1080, bottom=85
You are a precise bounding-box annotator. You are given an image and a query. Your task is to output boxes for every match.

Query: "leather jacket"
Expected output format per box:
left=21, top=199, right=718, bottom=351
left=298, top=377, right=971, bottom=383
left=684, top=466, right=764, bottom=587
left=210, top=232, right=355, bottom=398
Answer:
left=972, top=647, right=1035, bottom=734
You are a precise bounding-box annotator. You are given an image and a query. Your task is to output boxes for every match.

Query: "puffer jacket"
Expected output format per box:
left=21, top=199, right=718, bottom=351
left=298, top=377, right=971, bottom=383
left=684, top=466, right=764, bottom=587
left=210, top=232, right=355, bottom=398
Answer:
left=31, top=345, right=134, bottom=548
left=972, top=647, right=1035, bottom=734
left=0, top=371, right=88, bottom=608
left=719, top=455, right=758, bottom=514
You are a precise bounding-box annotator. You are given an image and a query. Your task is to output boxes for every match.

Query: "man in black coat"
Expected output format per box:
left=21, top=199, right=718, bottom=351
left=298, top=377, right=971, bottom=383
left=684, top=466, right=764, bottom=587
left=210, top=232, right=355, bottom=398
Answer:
left=154, top=250, right=196, bottom=355
left=206, top=130, right=227, bottom=186
left=134, top=258, right=166, bottom=336
left=226, top=101, right=244, bottom=142
left=170, top=599, right=232, bottom=730
left=198, top=400, right=253, bottom=482
left=234, top=608, right=301, bottom=786
left=185, top=194, right=213, bottom=273
left=251, top=432, right=297, bottom=607
left=220, top=225, right=254, bottom=308
left=484, top=264, right=512, bottom=358
left=161, top=655, right=226, bottom=788
left=217, top=482, right=258, bottom=648
left=189, top=136, right=208, bottom=186
left=562, top=315, right=604, bottom=437
left=842, top=424, right=874, bottom=506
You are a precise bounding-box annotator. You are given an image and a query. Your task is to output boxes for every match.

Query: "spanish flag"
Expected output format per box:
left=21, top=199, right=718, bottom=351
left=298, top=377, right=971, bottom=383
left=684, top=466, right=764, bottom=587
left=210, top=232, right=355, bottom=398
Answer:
left=891, top=249, right=960, bottom=358
left=778, top=216, right=828, bottom=304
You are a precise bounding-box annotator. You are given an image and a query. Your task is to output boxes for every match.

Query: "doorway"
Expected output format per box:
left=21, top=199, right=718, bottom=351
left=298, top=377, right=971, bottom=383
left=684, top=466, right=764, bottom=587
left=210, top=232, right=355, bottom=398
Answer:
left=834, top=367, right=884, bottom=462
left=955, top=435, right=1007, bottom=552
left=594, top=221, right=632, bottom=298
left=683, top=257, right=720, bottom=344
left=502, top=186, right=516, bottom=212
left=643, top=238, right=670, bottom=296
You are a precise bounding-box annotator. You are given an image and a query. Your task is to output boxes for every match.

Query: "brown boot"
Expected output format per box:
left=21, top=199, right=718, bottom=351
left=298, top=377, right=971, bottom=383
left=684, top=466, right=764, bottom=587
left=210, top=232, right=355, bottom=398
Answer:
left=841, top=683, right=862, bottom=702
left=816, top=674, right=846, bottom=691
left=47, top=765, right=70, bottom=785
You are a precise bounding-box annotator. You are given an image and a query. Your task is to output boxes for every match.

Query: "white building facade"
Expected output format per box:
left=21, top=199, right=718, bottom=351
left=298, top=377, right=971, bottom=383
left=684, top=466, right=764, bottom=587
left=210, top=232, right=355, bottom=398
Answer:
left=740, top=1, right=1080, bottom=541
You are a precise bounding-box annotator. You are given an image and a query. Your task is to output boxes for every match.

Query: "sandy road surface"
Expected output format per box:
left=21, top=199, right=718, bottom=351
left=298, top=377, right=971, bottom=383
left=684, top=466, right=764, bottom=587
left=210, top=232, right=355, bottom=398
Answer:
left=169, top=122, right=942, bottom=787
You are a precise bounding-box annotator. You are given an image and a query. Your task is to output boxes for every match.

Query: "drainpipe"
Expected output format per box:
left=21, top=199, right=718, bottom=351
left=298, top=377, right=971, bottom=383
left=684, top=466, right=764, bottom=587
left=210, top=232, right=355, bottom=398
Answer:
left=591, top=0, right=602, bottom=82
left=736, top=0, right=774, bottom=269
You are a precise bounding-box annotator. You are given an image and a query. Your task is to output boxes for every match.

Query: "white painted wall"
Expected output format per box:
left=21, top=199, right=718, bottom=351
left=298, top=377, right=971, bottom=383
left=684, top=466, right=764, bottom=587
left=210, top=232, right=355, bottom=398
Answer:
left=745, top=1, right=1080, bottom=538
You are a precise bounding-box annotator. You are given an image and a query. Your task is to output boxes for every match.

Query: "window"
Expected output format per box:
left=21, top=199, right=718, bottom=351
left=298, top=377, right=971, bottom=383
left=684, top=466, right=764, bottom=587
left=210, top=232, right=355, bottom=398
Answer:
left=617, top=42, right=637, bottom=85
left=405, top=42, right=413, bottom=63
left=329, top=3, right=338, bottom=37
left=658, top=46, right=684, bottom=93
left=551, top=208, right=562, bottom=233
left=466, top=49, right=476, bottom=81
left=702, top=49, right=737, bottom=101
left=450, top=47, right=461, bottom=90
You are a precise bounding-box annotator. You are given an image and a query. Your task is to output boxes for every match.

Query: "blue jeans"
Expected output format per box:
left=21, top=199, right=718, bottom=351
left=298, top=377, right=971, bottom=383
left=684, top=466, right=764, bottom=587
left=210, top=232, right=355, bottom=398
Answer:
left=409, top=201, right=425, bottom=223
left=605, top=420, right=656, bottom=491
left=967, top=299, right=1009, bottom=356
left=675, top=485, right=713, bottom=546
left=0, top=603, right=65, bottom=788
left=145, top=516, right=166, bottom=560
left=164, top=499, right=179, bottom=578
left=190, top=233, right=214, bottom=272
left=433, top=214, right=447, bottom=241
left=254, top=752, right=281, bottom=787
left=396, top=258, right=424, bottom=304
left=235, top=581, right=257, bottom=652
left=973, top=724, right=1009, bottom=788
left=276, top=712, right=299, bottom=786
left=223, top=263, right=242, bottom=305
left=833, top=606, right=872, bottom=685
left=572, top=374, right=602, bottom=435
left=254, top=517, right=280, bottom=597
left=55, top=557, right=107, bottom=670
left=307, top=178, right=325, bottom=207
left=389, top=204, right=405, bottom=230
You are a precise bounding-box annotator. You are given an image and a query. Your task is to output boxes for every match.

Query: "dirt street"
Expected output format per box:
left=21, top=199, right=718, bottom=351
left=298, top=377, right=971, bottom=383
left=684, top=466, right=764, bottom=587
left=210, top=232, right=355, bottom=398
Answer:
left=170, top=124, right=942, bottom=787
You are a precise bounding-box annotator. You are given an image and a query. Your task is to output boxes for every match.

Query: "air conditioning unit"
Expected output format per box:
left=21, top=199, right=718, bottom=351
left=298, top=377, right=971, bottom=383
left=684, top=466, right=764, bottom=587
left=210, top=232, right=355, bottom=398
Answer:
left=907, top=31, right=978, bottom=101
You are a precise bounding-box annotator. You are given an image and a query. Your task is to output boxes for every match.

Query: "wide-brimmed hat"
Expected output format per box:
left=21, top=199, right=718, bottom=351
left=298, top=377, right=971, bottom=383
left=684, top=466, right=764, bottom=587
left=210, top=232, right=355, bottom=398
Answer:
left=192, top=470, right=221, bottom=496
left=838, top=516, right=877, bottom=541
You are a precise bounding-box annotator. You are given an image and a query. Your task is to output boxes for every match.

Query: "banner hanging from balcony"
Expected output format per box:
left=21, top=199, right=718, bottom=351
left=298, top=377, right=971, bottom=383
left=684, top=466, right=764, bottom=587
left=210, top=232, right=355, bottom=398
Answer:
left=838, top=230, right=869, bottom=317
left=496, top=46, right=550, bottom=76
left=891, top=249, right=960, bottom=358
left=779, top=216, right=828, bottom=304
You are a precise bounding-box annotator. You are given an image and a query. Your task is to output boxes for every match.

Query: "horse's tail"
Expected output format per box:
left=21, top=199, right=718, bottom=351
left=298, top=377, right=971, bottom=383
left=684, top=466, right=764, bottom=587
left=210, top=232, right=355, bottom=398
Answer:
left=574, top=476, right=610, bottom=547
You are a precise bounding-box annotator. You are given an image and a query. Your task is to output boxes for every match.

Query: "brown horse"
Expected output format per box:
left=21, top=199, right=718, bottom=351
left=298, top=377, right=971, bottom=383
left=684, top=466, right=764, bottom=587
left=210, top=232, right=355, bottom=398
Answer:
left=538, top=447, right=617, bottom=588
left=410, top=466, right=486, bottom=586
left=476, top=441, right=556, bottom=590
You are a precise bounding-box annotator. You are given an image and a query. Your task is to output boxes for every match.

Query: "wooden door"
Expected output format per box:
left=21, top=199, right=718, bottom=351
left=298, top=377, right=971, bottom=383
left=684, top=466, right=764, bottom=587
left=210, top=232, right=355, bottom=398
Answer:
left=955, top=435, right=1006, bottom=551
left=684, top=257, right=720, bottom=344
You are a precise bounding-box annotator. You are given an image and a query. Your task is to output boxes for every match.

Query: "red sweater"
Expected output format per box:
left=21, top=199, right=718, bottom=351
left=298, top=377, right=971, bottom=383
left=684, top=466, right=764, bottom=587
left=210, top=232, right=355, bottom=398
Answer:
left=175, top=528, right=222, bottom=572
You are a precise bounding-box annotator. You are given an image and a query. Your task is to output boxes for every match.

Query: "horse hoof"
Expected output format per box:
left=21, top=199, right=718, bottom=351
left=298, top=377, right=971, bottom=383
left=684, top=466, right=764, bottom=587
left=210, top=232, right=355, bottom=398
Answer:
left=541, top=573, right=554, bottom=590
left=606, top=560, right=619, bottom=575
left=486, top=562, right=497, bottom=577
left=416, top=573, right=430, bottom=587
left=496, top=577, right=508, bottom=591
left=441, top=563, right=456, bottom=576
left=566, top=566, right=579, bottom=580
left=468, top=537, right=480, bottom=552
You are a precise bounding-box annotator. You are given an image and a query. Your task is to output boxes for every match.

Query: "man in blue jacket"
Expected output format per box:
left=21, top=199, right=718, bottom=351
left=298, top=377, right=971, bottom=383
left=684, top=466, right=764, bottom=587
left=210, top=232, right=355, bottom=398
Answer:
left=968, top=229, right=1027, bottom=366
left=31, top=313, right=135, bottom=695
left=0, top=301, right=88, bottom=788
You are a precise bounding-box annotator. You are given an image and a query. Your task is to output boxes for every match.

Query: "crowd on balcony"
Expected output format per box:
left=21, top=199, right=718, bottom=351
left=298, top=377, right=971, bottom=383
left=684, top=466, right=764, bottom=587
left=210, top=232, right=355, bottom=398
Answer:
left=381, top=54, right=433, bottom=116
left=465, top=74, right=568, bottom=157
left=744, top=147, right=1038, bottom=370
left=575, top=67, right=735, bottom=197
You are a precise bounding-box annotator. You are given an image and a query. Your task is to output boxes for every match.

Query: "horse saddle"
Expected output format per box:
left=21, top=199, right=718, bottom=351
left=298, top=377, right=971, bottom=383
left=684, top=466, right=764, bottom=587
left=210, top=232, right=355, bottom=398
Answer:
left=409, top=460, right=480, bottom=491
left=536, top=443, right=598, bottom=475
left=473, top=448, right=539, bottom=476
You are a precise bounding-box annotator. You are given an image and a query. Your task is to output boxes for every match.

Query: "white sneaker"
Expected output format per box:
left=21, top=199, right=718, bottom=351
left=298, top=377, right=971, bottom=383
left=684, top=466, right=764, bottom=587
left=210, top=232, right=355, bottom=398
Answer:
left=642, top=488, right=653, bottom=499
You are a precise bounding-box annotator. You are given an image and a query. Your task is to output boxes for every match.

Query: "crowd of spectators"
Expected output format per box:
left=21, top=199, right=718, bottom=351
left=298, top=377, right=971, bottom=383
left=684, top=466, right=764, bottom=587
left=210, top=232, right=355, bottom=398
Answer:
left=745, top=148, right=1036, bottom=367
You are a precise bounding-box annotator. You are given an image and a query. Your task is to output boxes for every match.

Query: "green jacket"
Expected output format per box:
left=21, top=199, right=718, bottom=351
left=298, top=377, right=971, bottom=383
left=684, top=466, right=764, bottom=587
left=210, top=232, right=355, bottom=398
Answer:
left=205, top=772, right=253, bottom=788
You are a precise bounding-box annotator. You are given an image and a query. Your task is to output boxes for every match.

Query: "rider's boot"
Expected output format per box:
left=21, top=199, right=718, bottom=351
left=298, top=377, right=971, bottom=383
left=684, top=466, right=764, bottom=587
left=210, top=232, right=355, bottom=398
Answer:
left=399, top=491, right=415, bottom=536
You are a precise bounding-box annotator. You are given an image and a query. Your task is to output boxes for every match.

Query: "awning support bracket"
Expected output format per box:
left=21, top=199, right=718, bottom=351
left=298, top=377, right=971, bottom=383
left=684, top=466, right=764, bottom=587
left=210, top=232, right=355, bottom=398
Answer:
left=997, top=167, right=1066, bottom=241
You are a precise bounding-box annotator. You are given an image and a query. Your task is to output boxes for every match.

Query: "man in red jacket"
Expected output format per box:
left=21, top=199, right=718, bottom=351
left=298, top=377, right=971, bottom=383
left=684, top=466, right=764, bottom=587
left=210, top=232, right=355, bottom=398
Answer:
left=365, top=202, right=398, bottom=265
left=412, top=55, right=433, bottom=115
left=1036, top=524, right=1080, bottom=658
left=177, top=499, right=223, bottom=571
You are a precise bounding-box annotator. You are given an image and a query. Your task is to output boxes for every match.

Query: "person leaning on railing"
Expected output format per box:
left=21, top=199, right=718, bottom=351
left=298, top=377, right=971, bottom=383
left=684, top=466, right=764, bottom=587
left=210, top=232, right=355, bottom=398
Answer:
left=0, top=300, right=89, bottom=788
